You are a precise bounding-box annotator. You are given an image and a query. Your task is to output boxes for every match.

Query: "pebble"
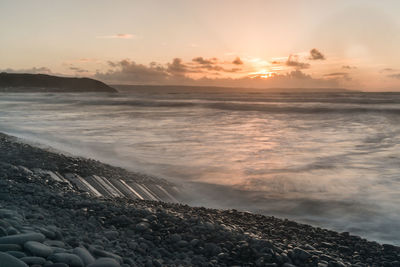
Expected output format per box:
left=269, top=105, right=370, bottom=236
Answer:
left=0, top=244, right=22, bottom=252
left=48, top=253, right=84, bottom=267
left=20, top=256, right=46, bottom=265
left=0, top=251, right=28, bottom=267
left=87, top=257, right=121, bottom=267
left=0, top=132, right=397, bottom=267
left=0, top=233, right=45, bottom=245
left=24, top=240, right=53, bottom=257
left=135, top=222, right=150, bottom=232
left=6, top=251, right=26, bottom=258
left=73, top=247, right=95, bottom=266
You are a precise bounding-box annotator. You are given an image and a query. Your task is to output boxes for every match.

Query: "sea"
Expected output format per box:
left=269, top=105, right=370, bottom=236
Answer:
left=1, top=87, right=400, bottom=244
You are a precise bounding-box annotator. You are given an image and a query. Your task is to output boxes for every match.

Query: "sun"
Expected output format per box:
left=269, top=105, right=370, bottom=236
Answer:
left=249, top=69, right=277, bottom=79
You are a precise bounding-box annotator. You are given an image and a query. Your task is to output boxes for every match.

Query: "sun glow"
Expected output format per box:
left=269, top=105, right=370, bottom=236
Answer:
left=249, top=69, right=277, bottom=79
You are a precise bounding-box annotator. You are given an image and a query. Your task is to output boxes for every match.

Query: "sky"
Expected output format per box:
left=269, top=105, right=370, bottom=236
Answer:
left=1, top=0, right=400, bottom=91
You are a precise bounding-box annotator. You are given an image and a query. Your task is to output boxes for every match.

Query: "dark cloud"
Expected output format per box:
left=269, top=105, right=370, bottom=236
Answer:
left=309, top=48, right=326, bottom=60
left=190, top=57, right=242, bottom=73
left=232, top=57, right=243, bottom=65
left=271, top=61, right=282, bottom=64
left=95, top=59, right=170, bottom=84
left=69, top=66, right=89, bottom=73
left=388, top=73, right=400, bottom=80
left=324, top=72, right=348, bottom=77
left=381, top=68, right=396, bottom=73
left=95, top=57, right=345, bottom=88
left=167, top=58, right=188, bottom=75
left=324, top=72, right=351, bottom=81
left=192, top=57, right=216, bottom=65
left=286, top=55, right=310, bottom=69
left=342, top=65, right=357, bottom=69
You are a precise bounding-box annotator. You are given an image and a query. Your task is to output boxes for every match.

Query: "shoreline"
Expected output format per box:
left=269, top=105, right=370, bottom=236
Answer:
left=0, top=132, right=398, bottom=266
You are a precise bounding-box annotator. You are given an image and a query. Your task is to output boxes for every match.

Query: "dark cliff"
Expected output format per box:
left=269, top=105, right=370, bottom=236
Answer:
left=0, top=73, right=117, bottom=93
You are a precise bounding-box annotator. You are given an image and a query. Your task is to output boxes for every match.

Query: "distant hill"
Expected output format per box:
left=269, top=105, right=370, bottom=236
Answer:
left=0, top=73, right=117, bottom=93
left=114, top=84, right=357, bottom=93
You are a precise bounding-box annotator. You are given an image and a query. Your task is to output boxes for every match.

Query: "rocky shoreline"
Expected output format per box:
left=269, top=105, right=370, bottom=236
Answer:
left=0, top=133, right=398, bottom=266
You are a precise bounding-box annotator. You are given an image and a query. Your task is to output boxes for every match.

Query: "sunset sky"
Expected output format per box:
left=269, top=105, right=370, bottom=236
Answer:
left=1, top=0, right=400, bottom=90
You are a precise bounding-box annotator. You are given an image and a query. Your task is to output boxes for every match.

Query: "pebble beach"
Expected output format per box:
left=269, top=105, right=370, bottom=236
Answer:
left=0, top=132, right=398, bottom=267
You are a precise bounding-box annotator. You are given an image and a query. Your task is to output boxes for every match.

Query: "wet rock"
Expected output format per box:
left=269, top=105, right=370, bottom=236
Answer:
left=6, top=251, right=26, bottom=258
left=0, top=251, right=28, bottom=267
left=48, top=253, right=84, bottom=267
left=20, top=256, right=46, bottom=265
left=0, top=244, right=22, bottom=252
left=135, top=222, right=150, bottom=232
left=73, top=247, right=95, bottom=266
left=91, top=248, right=122, bottom=263
left=44, top=264, right=69, bottom=267
left=0, top=233, right=45, bottom=245
left=0, top=226, right=7, bottom=237
left=104, top=230, right=119, bottom=240
left=44, top=240, right=66, bottom=248
left=87, top=257, right=121, bottom=267
left=292, top=247, right=312, bottom=261
left=24, top=241, right=53, bottom=257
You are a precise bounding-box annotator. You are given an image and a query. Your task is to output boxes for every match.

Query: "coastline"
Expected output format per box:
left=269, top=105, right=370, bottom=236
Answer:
left=0, top=132, right=398, bottom=266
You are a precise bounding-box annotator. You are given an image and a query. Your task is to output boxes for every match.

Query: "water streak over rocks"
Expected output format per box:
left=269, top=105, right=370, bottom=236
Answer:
left=0, top=132, right=398, bottom=266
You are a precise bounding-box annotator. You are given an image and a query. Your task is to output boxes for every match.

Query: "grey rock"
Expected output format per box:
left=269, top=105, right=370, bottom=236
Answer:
left=37, top=227, right=56, bottom=239
left=0, top=227, right=7, bottom=237
left=73, top=247, right=95, bottom=266
left=0, top=233, right=45, bottom=245
left=48, top=253, right=84, bottom=267
left=91, top=249, right=122, bottom=263
left=104, top=230, right=119, bottom=240
left=0, top=251, right=28, bottom=267
left=7, top=226, right=19, bottom=235
left=135, top=222, right=149, bottom=232
left=0, top=244, right=22, bottom=252
left=44, top=240, right=66, bottom=248
left=24, top=241, right=53, bottom=257
left=87, top=258, right=121, bottom=267
left=6, top=251, right=26, bottom=258
left=20, top=256, right=46, bottom=265
left=293, top=247, right=311, bottom=261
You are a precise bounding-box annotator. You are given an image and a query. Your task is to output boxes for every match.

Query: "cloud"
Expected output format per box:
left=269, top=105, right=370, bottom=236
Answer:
left=96, top=34, right=136, bottom=39
left=324, top=72, right=348, bottom=77
left=232, top=57, right=243, bottom=65
left=196, top=70, right=339, bottom=88
left=342, top=65, right=357, bottom=69
left=192, top=57, right=216, bottom=65
left=167, top=58, right=189, bottom=75
left=0, top=67, right=52, bottom=74
left=286, top=55, right=310, bottom=69
left=95, top=59, right=170, bottom=84
left=381, top=68, right=396, bottom=73
left=324, top=72, right=351, bottom=81
left=189, top=57, right=242, bottom=73
left=95, top=57, right=340, bottom=88
left=388, top=73, right=400, bottom=80
left=309, top=48, right=326, bottom=60
left=69, top=66, right=89, bottom=73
